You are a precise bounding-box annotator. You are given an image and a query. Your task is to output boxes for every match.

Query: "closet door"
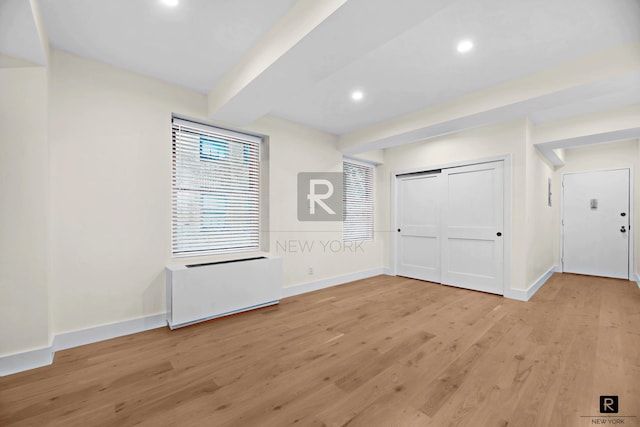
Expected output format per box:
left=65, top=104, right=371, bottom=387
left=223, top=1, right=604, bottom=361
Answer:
left=441, top=161, right=504, bottom=294
left=396, top=172, right=442, bottom=283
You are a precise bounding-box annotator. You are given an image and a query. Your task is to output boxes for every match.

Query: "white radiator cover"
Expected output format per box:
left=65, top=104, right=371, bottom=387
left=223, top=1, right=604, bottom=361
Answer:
left=166, top=256, right=282, bottom=329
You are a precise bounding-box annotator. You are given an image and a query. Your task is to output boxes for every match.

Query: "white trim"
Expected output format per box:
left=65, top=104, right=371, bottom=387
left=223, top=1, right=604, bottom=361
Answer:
left=0, top=345, right=54, bottom=376
left=504, top=265, right=557, bottom=302
left=390, top=154, right=512, bottom=294
left=0, top=313, right=165, bottom=376
left=535, top=127, right=640, bottom=167
left=171, top=115, right=264, bottom=143
left=559, top=172, right=565, bottom=273
left=53, top=313, right=166, bottom=352
left=526, top=266, right=556, bottom=300
left=503, top=287, right=528, bottom=301
left=635, top=273, right=640, bottom=289
left=1, top=269, right=387, bottom=376
left=280, top=268, right=385, bottom=298
left=383, top=267, right=394, bottom=276
left=342, top=156, right=379, bottom=167
left=503, top=155, right=512, bottom=294
left=560, top=168, right=633, bottom=280
left=630, top=169, right=635, bottom=280
left=390, top=170, right=398, bottom=276
left=390, top=154, right=511, bottom=177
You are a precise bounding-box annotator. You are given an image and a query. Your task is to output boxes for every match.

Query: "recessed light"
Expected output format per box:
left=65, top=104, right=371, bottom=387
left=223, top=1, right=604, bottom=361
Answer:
left=456, top=39, right=474, bottom=53
left=161, top=0, right=179, bottom=7
left=351, top=90, right=364, bottom=101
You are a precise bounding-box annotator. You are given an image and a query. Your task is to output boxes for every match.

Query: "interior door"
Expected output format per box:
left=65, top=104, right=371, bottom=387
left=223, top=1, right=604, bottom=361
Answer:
left=441, top=161, right=504, bottom=294
left=396, top=172, right=442, bottom=283
left=562, top=169, right=629, bottom=279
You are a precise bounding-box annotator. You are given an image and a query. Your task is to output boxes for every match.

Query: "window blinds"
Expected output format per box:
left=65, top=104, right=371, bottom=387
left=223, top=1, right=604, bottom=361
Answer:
left=343, top=160, right=374, bottom=241
left=172, top=118, right=261, bottom=256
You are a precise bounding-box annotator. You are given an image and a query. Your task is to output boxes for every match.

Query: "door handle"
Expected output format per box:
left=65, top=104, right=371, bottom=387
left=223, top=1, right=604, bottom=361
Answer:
left=620, top=226, right=626, bottom=233
left=397, top=228, right=401, bottom=232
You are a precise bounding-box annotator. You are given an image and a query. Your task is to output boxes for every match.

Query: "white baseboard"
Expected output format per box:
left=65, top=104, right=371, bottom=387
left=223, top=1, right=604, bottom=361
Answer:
left=526, top=265, right=557, bottom=300
left=2, top=269, right=391, bottom=376
left=1, top=313, right=166, bottom=377
left=2, top=268, right=388, bottom=376
left=383, top=267, right=394, bottom=276
left=504, top=265, right=557, bottom=302
left=53, top=313, right=166, bottom=352
left=281, top=268, right=386, bottom=298
left=0, top=344, right=54, bottom=376
left=504, top=287, right=528, bottom=301
left=636, top=273, right=640, bottom=289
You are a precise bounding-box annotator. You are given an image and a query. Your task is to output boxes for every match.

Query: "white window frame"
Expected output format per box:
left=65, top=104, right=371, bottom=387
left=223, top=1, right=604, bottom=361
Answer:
left=171, top=117, right=262, bottom=257
left=343, top=158, right=375, bottom=242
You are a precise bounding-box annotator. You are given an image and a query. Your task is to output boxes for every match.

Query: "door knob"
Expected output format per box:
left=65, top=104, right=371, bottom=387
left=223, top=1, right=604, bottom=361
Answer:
left=496, top=232, right=502, bottom=237
left=397, top=228, right=401, bottom=232
left=620, top=226, right=627, bottom=233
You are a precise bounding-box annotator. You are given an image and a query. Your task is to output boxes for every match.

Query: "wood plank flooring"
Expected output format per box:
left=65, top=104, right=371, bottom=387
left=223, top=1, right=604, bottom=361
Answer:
left=1, top=273, right=639, bottom=426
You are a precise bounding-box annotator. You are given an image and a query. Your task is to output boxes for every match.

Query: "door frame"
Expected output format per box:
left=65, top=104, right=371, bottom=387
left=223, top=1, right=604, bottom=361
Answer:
left=390, top=155, right=512, bottom=293
left=559, top=167, right=634, bottom=280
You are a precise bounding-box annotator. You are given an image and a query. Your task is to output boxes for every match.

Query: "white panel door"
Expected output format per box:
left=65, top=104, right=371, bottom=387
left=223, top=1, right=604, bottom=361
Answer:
left=562, top=169, right=629, bottom=279
left=441, top=161, right=504, bottom=294
left=396, top=173, right=442, bottom=283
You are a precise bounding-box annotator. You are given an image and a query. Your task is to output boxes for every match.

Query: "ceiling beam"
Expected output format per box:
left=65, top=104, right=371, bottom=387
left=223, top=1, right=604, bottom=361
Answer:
left=338, top=41, right=640, bottom=154
left=29, top=0, right=50, bottom=66
left=533, top=103, right=640, bottom=167
left=207, top=0, right=457, bottom=126
left=0, top=0, right=50, bottom=66
left=533, top=103, right=640, bottom=146
left=207, top=0, right=349, bottom=121
left=535, top=128, right=640, bottom=167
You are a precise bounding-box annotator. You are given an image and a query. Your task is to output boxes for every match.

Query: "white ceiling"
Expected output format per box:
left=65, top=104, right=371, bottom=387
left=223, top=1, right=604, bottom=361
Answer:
left=12, top=0, right=640, bottom=138
left=38, top=0, right=300, bottom=93
left=271, top=0, right=640, bottom=134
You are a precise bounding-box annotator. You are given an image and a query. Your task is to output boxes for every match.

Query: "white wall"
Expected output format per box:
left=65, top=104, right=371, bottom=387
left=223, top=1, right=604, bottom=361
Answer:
left=524, top=120, right=556, bottom=286
left=47, top=50, right=382, bottom=336
left=553, top=139, right=640, bottom=276
left=48, top=50, right=208, bottom=334
left=3, top=46, right=635, bottom=367
left=0, top=66, right=50, bottom=356
left=379, top=119, right=531, bottom=291
left=247, top=116, right=384, bottom=288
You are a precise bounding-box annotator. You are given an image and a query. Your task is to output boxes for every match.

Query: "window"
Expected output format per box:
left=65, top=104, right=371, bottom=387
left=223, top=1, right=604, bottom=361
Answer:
left=343, top=160, right=374, bottom=241
left=172, top=118, right=261, bottom=256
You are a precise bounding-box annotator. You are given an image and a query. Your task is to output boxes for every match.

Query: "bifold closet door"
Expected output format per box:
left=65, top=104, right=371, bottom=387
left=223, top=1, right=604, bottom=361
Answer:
left=396, top=173, right=441, bottom=283
left=441, top=161, right=504, bottom=294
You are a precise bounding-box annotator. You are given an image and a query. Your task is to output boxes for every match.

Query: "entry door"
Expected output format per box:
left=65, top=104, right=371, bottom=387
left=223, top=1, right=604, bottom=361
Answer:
left=441, top=161, right=504, bottom=294
left=562, top=169, right=629, bottom=279
left=396, top=172, right=442, bottom=282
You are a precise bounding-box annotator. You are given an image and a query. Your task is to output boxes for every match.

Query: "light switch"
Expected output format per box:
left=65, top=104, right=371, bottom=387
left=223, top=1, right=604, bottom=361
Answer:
left=590, top=199, right=598, bottom=209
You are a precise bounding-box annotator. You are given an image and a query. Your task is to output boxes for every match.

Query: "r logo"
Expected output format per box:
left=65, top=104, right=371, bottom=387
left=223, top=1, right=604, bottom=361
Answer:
left=600, top=396, right=618, bottom=413
left=297, top=173, right=343, bottom=221
left=307, top=179, right=336, bottom=215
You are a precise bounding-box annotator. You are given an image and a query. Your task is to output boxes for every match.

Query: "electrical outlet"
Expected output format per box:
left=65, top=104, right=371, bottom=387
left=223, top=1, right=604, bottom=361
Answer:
left=308, top=267, right=314, bottom=275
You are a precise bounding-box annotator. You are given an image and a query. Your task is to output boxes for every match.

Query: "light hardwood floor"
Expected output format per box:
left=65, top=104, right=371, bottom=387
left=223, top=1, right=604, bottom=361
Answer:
left=1, top=274, right=639, bottom=426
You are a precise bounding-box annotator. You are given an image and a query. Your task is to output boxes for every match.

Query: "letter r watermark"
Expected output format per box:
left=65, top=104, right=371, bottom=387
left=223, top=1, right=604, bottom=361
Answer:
left=600, top=396, right=618, bottom=413
left=307, top=179, right=335, bottom=215
left=298, top=173, right=343, bottom=221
